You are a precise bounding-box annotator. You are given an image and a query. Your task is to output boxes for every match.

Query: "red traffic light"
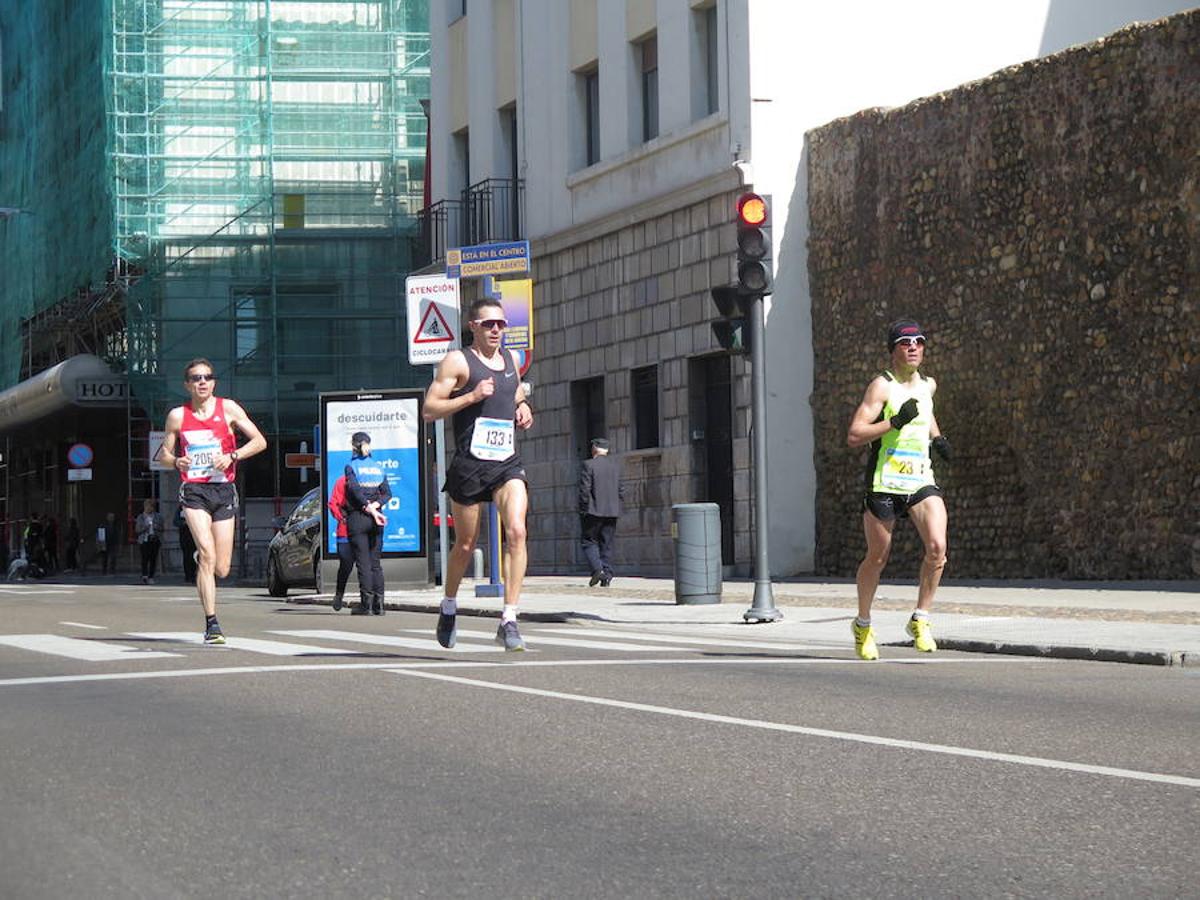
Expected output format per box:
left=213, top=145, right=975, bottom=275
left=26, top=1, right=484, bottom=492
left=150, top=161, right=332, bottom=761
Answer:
left=737, top=193, right=768, bottom=227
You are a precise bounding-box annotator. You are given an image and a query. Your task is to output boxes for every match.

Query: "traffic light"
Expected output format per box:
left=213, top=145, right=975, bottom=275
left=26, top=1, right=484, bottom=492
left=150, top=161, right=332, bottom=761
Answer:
left=710, top=285, right=750, bottom=354
left=735, top=192, right=772, bottom=296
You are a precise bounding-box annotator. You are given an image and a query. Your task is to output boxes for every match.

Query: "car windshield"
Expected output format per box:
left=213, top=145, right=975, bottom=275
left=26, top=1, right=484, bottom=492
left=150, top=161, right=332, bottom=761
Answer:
left=289, top=489, right=321, bottom=524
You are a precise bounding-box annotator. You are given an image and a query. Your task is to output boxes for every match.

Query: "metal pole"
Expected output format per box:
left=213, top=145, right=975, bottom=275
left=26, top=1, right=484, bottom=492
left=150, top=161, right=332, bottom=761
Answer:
left=435, top=418, right=449, bottom=590
left=744, top=294, right=781, bottom=623
left=475, top=502, right=504, bottom=598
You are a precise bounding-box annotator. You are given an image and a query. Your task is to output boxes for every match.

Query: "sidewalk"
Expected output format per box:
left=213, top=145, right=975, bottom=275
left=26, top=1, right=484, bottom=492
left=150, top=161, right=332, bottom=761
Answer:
left=368, top=575, right=1200, bottom=667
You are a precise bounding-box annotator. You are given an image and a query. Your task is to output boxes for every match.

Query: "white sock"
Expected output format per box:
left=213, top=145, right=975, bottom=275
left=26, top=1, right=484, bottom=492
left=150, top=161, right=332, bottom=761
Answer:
left=911, top=609, right=929, bottom=621
left=854, top=617, right=871, bottom=628
left=501, top=605, right=518, bottom=624
left=441, top=597, right=457, bottom=615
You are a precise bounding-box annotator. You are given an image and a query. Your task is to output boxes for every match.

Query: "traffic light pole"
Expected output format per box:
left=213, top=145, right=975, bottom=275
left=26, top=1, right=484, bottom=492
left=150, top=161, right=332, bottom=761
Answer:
left=743, top=293, right=782, bottom=623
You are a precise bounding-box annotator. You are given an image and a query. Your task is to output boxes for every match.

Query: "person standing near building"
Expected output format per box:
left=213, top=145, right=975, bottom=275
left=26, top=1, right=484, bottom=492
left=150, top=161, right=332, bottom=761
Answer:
left=175, top=507, right=197, bottom=584
left=64, top=517, right=80, bottom=572
left=578, top=437, right=623, bottom=587
left=136, top=499, right=164, bottom=584
left=846, top=319, right=951, bottom=661
left=326, top=474, right=360, bottom=613
left=423, top=299, right=534, bottom=651
left=343, top=432, right=390, bottom=616
left=160, top=358, right=267, bottom=644
left=43, top=517, right=59, bottom=573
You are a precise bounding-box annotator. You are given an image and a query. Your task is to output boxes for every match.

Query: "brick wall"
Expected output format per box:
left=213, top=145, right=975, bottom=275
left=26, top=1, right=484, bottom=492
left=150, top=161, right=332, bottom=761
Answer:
left=806, top=12, right=1200, bottom=579
left=524, top=185, right=754, bottom=575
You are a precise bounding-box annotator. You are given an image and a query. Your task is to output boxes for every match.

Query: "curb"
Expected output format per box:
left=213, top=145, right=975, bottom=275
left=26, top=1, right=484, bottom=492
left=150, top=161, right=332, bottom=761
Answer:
left=295, top=597, right=1195, bottom=667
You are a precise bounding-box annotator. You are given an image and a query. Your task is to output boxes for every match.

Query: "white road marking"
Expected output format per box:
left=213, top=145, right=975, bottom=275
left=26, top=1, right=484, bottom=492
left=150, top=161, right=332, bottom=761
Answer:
left=388, top=669, right=1200, bottom=790
left=406, top=628, right=692, bottom=653
left=60, top=622, right=107, bottom=630
left=0, top=588, right=74, bottom=595
left=0, top=634, right=181, bottom=661
left=269, top=629, right=506, bottom=653
left=537, top=626, right=834, bottom=651
left=0, top=654, right=1022, bottom=688
left=125, top=632, right=367, bottom=656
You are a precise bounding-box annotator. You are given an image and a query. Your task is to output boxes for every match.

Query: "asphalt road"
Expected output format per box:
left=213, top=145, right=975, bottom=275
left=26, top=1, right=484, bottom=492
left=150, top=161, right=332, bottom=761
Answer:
left=2, top=582, right=1197, bottom=898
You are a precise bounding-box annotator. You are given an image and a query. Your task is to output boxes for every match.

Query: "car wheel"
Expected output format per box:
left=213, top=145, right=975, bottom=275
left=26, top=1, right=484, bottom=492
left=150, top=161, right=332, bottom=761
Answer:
left=267, top=554, right=288, bottom=597
left=312, top=554, right=324, bottom=595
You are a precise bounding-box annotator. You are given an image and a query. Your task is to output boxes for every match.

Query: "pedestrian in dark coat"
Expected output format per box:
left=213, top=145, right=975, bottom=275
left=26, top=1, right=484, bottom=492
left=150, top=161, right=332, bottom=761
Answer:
left=578, top=438, right=623, bottom=586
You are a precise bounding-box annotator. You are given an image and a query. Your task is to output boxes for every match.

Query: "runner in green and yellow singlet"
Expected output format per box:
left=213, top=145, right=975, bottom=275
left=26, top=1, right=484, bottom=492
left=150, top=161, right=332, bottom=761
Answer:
left=846, top=320, right=952, bottom=661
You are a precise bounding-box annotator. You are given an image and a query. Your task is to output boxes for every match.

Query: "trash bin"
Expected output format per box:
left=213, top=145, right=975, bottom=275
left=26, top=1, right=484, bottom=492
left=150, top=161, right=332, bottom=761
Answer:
left=672, top=502, right=722, bottom=605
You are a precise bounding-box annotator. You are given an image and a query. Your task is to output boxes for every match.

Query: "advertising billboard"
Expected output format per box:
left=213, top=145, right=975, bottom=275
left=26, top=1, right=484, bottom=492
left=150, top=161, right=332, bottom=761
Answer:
left=319, top=390, right=426, bottom=558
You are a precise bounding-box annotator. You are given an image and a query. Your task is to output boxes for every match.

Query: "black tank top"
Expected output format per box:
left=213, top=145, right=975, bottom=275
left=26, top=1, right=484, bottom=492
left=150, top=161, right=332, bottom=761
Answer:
left=451, top=349, right=519, bottom=454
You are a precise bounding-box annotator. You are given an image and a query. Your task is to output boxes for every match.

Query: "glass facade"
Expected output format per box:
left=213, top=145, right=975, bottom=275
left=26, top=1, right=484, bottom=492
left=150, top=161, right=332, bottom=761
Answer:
left=110, top=0, right=431, bottom=498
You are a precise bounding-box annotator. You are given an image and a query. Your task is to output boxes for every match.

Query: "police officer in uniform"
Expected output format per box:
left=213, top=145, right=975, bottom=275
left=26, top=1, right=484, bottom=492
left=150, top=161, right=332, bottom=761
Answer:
left=343, top=431, right=391, bottom=615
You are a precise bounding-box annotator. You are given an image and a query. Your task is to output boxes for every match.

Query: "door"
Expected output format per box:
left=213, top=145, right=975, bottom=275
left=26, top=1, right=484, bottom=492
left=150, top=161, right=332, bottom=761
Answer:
left=699, top=357, right=735, bottom=564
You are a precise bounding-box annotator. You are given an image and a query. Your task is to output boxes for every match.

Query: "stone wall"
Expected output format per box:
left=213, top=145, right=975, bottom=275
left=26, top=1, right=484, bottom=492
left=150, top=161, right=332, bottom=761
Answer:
left=806, top=12, right=1200, bottom=579
left=523, top=181, right=754, bottom=576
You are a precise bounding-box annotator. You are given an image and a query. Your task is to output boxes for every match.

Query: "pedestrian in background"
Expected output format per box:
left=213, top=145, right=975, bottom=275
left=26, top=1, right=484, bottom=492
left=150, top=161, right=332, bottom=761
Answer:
left=578, top=437, right=623, bottom=587
left=136, top=499, right=164, bottom=584
left=64, top=518, right=80, bottom=572
left=326, top=474, right=358, bottom=612
left=101, top=512, right=121, bottom=575
left=44, top=517, right=60, bottom=573
left=176, top=507, right=197, bottom=584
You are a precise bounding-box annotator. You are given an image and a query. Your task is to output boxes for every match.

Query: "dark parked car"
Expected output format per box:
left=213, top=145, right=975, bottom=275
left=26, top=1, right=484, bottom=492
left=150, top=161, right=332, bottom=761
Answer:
left=266, top=487, right=323, bottom=597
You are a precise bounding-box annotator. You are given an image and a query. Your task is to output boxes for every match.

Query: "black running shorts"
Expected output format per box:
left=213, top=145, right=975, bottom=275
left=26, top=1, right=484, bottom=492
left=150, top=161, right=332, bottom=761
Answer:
left=180, top=482, right=239, bottom=521
left=443, top=453, right=527, bottom=505
left=862, top=485, right=942, bottom=521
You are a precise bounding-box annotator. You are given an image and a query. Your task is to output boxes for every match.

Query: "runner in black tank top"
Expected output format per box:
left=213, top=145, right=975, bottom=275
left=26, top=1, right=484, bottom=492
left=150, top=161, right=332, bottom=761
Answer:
left=424, top=300, right=534, bottom=651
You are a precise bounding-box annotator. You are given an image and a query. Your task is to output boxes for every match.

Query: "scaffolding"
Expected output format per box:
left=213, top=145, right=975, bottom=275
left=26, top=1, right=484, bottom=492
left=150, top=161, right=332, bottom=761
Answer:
left=108, top=0, right=431, bottom=504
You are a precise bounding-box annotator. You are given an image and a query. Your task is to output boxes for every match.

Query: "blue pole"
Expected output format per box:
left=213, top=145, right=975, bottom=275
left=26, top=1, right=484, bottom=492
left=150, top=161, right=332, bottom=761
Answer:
left=475, top=502, right=504, bottom=597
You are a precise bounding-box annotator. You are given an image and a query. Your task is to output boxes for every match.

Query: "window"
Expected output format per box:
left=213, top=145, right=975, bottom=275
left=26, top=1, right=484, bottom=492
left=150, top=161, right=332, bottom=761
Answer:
left=583, top=68, right=600, bottom=166
left=571, top=377, right=606, bottom=460
left=639, top=36, right=658, bottom=142
left=704, top=6, right=718, bottom=116
left=632, top=365, right=659, bottom=449
left=453, top=129, right=470, bottom=197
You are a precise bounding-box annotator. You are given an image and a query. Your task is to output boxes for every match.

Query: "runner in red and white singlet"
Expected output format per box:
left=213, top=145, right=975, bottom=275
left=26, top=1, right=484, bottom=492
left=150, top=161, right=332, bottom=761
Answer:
left=161, top=358, right=267, bottom=644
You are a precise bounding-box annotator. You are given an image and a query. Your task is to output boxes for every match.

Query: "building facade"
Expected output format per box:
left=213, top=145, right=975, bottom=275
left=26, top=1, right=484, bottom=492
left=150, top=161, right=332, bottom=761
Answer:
left=0, top=0, right=430, bottom=573
left=424, top=0, right=1196, bottom=578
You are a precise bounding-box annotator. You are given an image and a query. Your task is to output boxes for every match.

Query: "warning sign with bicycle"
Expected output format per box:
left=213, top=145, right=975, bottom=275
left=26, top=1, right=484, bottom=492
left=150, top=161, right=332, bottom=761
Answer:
left=405, top=273, right=461, bottom=365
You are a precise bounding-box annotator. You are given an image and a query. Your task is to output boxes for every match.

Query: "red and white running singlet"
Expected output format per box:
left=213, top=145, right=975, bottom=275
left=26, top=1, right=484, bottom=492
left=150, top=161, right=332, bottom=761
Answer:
left=179, top=397, right=237, bottom=483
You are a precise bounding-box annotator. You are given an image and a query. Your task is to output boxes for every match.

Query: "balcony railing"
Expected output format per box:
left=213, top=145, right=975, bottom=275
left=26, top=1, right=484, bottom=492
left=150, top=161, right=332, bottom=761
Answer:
left=463, top=177, right=525, bottom=246
left=416, top=178, right=526, bottom=268
left=416, top=198, right=464, bottom=268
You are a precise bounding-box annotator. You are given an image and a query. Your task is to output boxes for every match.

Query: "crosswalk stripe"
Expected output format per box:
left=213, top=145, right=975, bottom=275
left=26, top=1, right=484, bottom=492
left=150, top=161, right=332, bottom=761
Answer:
left=0, top=634, right=182, bottom=661
left=536, top=626, right=826, bottom=652
left=126, top=632, right=367, bottom=657
left=269, top=630, right=506, bottom=654
left=412, top=629, right=692, bottom=653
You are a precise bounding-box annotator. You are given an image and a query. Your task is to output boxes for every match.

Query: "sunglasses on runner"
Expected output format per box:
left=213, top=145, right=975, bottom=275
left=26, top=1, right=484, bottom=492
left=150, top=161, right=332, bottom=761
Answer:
left=187, top=373, right=215, bottom=383
left=893, top=337, right=925, bottom=348
left=473, top=318, right=508, bottom=331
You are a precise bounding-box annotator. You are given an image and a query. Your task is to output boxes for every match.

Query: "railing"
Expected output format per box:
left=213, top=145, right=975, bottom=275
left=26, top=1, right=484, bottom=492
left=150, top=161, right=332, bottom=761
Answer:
left=416, top=198, right=464, bottom=267
left=463, top=177, right=525, bottom=246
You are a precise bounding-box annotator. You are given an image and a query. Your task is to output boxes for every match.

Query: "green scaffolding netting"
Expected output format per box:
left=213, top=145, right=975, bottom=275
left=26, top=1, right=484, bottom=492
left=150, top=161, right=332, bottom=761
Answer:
left=3, top=1, right=432, bottom=499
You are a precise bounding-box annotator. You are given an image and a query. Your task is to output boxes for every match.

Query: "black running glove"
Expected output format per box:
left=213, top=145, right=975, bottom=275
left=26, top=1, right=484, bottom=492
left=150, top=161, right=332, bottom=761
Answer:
left=931, top=436, right=951, bottom=461
left=889, top=398, right=919, bottom=430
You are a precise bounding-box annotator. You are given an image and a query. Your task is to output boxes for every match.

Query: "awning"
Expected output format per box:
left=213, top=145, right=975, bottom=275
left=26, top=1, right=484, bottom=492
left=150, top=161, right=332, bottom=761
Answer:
left=0, top=354, right=128, bottom=433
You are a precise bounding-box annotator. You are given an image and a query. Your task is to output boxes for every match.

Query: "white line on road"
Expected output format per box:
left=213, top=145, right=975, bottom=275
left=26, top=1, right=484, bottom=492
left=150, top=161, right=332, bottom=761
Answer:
left=269, top=629, right=507, bottom=653
left=60, top=622, right=108, bottom=630
left=125, top=632, right=368, bottom=657
left=536, top=626, right=836, bottom=651
left=0, top=654, right=1022, bottom=688
left=406, top=628, right=693, bottom=653
left=0, top=634, right=182, bottom=661
left=0, top=588, right=74, bottom=595
left=387, top=669, right=1200, bottom=790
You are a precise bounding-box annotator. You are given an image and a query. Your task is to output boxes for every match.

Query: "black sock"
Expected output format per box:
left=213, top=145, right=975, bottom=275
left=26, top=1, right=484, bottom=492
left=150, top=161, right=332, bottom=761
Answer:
left=206, top=615, right=218, bottom=626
